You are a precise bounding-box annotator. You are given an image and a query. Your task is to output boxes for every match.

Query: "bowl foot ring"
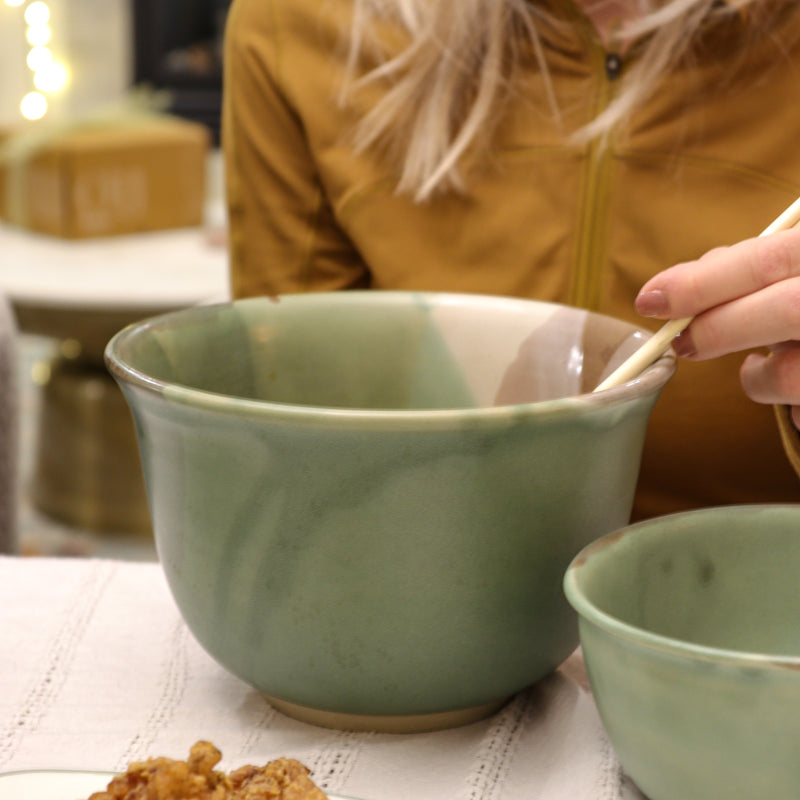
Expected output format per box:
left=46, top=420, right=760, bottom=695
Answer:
left=263, top=694, right=510, bottom=733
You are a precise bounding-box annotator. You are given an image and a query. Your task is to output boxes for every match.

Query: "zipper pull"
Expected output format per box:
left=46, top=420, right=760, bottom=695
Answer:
left=605, top=52, right=622, bottom=80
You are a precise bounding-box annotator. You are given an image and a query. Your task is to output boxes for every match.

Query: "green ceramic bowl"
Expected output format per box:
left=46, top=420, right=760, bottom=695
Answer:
left=565, top=504, right=800, bottom=800
left=106, top=291, right=674, bottom=732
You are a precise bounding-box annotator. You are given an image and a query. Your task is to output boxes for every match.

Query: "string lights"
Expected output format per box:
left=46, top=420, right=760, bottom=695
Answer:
left=6, top=0, right=69, bottom=120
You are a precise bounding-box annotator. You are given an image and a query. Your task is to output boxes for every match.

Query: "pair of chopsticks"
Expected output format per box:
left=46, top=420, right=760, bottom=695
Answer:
left=594, top=195, right=800, bottom=392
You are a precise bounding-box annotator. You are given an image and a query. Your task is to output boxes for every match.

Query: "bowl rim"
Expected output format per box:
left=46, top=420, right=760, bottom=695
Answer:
left=104, top=291, right=676, bottom=427
left=563, top=503, right=800, bottom=670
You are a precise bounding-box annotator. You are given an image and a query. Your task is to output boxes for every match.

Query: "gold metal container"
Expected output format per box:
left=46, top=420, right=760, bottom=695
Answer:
left=16, top=303, right=159, bottom=537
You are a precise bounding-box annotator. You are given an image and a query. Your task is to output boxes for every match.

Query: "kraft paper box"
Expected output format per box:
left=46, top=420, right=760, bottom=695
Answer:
left=0, top=127, right=18, bottom=147
left=0, top=125, right=26, bottom=222
left=0, top=115, right=210, bottom=238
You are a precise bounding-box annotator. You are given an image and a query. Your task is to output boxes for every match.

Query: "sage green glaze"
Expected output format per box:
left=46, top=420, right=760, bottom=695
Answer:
left=565, top=505, right=800, bottom=800
left=106, top=292, right=674, bottom=722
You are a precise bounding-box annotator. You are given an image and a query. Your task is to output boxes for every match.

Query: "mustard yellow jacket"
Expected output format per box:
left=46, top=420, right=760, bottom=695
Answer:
left=223, top=0, right=800, bottom=520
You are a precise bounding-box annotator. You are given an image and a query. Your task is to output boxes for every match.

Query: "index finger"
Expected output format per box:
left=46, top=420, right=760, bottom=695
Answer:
left=636, top=226, right=800, bottom=320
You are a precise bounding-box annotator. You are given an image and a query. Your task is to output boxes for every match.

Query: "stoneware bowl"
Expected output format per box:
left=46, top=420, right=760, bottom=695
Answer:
left=105, top=291, right=675, bottom=732
left=564, top=504, right=800, bottom=800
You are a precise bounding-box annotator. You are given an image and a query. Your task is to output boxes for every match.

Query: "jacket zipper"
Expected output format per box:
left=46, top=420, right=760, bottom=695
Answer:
left=568, top=37, right=622, bottom=310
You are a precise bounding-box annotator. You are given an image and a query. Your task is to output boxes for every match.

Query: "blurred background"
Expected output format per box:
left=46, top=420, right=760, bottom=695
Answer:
left=0, top=0, right=230, bottom=136
left=0, top=0, right=233, bottom=559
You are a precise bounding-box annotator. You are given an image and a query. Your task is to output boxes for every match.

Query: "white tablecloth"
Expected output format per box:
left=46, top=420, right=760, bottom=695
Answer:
left=0, top=556, right=644, bottom=799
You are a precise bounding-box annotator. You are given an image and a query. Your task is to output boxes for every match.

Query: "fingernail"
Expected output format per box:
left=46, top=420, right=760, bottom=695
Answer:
left=672, top=329, right=697, bottom=359
left=635, top=289, right=669, bottom=317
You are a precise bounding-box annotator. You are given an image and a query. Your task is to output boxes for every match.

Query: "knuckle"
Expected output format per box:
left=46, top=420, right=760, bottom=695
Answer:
left=774, top=277, right=800, bottom=333
left=770, top=349, right=800, bottom=402
left=691, top=314, right=725, bottom=356
left=751, top=235, right=798, bottom=286
left=699, top=246, right=728, bottom=261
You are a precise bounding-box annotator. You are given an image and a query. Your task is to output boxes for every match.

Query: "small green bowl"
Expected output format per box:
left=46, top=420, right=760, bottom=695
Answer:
left=565, top=504, right=800, bottom=800
left=106, top=291, right=674, bottom=732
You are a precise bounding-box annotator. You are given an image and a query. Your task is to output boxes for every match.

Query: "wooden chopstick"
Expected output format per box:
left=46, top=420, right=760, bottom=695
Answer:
left=593, top=195, right=800, bottom=392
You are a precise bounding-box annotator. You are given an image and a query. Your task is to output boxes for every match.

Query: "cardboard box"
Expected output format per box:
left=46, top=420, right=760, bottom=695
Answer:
left=0, top=127, right=18, bottom=147
left=0, top=115, right=210, bottom=238
left=0, top=125, right=27, bottom=224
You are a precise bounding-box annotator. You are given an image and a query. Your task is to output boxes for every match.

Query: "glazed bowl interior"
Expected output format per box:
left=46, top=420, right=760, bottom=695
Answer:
left=568, top=505, right=800, bottom=657
left=111, top=291, right=666, bottom=413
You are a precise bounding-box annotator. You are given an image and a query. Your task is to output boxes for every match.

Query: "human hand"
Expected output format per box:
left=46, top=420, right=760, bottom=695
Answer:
left=635, top=226, right=800, bottom=429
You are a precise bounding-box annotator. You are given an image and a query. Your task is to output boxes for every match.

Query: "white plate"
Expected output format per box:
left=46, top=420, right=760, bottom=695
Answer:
left=0, top=771, right=114, bottom=800
left=0, top=770, right=359, bottom=799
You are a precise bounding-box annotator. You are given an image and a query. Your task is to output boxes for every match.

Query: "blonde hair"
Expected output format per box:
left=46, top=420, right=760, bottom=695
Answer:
left=343, top=0, right=783, bottom=200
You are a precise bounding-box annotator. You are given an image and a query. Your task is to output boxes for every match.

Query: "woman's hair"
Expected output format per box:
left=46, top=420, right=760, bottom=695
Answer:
left=342, top=0, right=784, bottom=200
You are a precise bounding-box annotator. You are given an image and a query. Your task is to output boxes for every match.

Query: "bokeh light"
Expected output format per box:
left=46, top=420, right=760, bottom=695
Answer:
left=33, top=61, right=68, bottom=92
left=27, top=45, right=53, bottom=72
left=26, top=23, right=51, bottom=46
left=20, top=92, right=48, bottom=120
left=24, top=1, right=50, bottom=25
left=10, top=1, right=62, bottom=120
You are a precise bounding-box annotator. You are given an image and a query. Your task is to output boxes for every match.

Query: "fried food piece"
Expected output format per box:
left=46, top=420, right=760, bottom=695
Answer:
left=87, top=740, right=328, bottom=799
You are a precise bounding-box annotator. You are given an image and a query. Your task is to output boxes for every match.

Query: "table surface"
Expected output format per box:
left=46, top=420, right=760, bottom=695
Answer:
left=0, top=556, right=645, bottom=800
left=0, top=222, right=230, bottom=311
